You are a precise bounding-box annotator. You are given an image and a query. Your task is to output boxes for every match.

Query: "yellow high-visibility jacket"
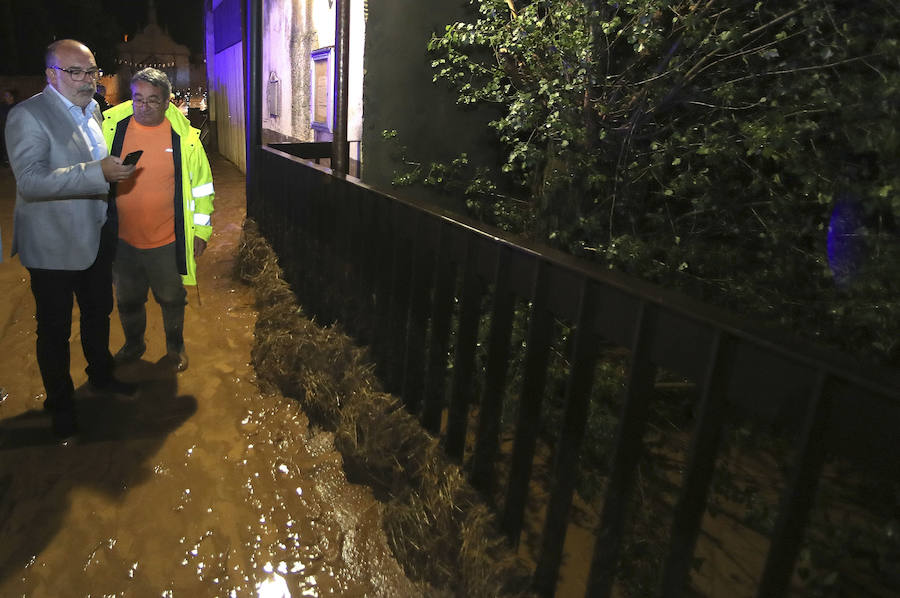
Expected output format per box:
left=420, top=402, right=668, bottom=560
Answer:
left=102, top=102, right=214, bottom=286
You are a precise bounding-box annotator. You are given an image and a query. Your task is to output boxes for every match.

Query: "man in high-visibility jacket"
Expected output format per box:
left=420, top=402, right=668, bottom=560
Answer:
left=102, top=67, right=214, bottom=372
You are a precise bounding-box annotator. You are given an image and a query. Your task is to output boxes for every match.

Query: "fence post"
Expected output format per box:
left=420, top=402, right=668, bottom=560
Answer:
left=756, top=371, right=833, bottom=598
left=587, top=301, right=658, bottom=597
left=533, top=279, right=600, bottom=596
left=661, top=330, right=733, bottom=596
left=501, top=261, right=554, bottom=546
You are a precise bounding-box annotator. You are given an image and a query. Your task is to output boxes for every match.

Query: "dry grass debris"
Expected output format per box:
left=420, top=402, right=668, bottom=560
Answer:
left=236, top=219, right=533, bottom=597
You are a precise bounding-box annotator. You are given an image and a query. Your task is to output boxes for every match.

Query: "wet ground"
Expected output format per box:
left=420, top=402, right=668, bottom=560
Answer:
left=0, top=156, right=420, bottom=597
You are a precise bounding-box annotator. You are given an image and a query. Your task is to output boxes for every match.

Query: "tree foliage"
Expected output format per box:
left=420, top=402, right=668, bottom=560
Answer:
left=410, top=0, right=900, bottom=365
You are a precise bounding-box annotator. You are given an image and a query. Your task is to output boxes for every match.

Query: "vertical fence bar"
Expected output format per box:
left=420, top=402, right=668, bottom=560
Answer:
left=587, top=301, right=658, bottom=598
left=335, top=182, right=357, bottom=326
left=250, top=151, right=263, bottom=232
left=284, top=163, right=301, bottom=295
left=469, top=246, right=516, bottom=497
left=264, top=153, right=279, bottom=253
left=309, top=172, right=327, bottom=315
left=317, top=174, right=334, bottom=315
left=371, top=197, right=395, bottom=376
left=755, top=370, right=833, bottom=598
left=355, top=186, right=378, bottom=344
left=501, top=261, right=554, bottom=545
left=446, top=237, right=485, bottom=460
left=296, top=165, right=314, bottom=306
left=421, top=226, right=458, bottom=434
left=401, top=213, right=437, bottom=414
left=327, top=177, right=346, bottom=317
left=386, top=209, right=414, bottom=394
left=661, top=330, right=732, bottom=596
left=533, top=279, right=600, bottom=596
left=260, top=154, right=278, bottom=252
left=297, top=166, right=315, bottom=307
left=256, top=153, right=269, bottom=245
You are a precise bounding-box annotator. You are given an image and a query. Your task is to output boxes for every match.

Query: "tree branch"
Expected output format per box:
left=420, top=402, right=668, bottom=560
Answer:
left=705, top=56, right=873, bottom=91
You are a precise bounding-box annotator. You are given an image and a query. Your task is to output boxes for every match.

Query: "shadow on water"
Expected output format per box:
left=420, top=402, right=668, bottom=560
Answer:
left=0, top=359, right=197, bottom=585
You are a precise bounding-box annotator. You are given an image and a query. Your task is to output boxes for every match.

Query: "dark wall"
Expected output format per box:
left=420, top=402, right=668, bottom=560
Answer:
left=361, top=0, right=500, bottom=211
left=0, top=76, right=46, bottom=102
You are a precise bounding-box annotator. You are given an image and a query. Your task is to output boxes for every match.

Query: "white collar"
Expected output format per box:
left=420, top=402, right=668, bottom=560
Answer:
left=46, top=83, right=98, bottom=118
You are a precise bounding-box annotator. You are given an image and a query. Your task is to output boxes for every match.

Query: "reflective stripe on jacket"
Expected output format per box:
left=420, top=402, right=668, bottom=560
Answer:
left=101, top=102, right=214, bottom=286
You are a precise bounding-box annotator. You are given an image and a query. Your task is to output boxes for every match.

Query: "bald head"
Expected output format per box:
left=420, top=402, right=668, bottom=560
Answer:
left=46, top=39, right=93, bottom=69
left=45, top=39, right=98, bottom=110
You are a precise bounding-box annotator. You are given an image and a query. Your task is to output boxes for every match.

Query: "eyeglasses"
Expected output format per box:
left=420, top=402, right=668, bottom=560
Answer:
left=51, top=66, right=101, bottom=81
left=133, top=98, right=163, bottom=109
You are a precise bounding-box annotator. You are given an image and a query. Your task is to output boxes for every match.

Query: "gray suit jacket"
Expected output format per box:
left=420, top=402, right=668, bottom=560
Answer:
left=5, top=86, right=109, bottom=270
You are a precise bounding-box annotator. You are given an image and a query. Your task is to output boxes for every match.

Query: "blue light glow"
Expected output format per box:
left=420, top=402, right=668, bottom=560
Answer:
left=826, top=196, right=864, bottom=286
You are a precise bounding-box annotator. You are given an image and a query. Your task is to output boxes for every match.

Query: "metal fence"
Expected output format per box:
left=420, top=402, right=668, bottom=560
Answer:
left=248, top=144, right=900, bottom=598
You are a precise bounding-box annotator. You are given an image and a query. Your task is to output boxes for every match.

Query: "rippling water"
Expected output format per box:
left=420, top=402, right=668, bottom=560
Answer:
left=0, top=157, right=420, bottom=597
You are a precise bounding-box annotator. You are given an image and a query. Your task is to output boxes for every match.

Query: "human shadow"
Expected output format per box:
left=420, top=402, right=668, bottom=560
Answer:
left=0, top=358, right=197, bottom=585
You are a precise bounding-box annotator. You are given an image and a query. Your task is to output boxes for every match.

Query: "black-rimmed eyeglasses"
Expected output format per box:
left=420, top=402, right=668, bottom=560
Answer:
left=133, top=98, right=163, bottom=109
left=51, top=66, right=101, bottom=81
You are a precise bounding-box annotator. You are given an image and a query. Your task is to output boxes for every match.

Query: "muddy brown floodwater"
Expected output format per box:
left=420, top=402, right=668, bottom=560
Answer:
left=0, top=155, right=421, bottom=597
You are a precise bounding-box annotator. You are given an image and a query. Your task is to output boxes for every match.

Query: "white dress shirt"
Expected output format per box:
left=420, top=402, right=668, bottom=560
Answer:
left=46, top=84, right=107, bottom=161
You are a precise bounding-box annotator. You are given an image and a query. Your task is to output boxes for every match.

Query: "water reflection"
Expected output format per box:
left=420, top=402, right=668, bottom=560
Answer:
left=0, top=155, right=421, bottom=597
left=257, top=563, right=292, bottom=598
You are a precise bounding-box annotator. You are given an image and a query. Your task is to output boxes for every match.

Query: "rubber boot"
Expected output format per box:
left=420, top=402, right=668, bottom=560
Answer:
left=161, top=303, right=188, bottom=372
left=115, top=305, right=147, bottom=363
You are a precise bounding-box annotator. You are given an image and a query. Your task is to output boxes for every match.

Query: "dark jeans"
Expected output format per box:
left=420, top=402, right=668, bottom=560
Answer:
left=27, top=221, right=116, bottom=409
left=113, top=240, right=187, bottom=354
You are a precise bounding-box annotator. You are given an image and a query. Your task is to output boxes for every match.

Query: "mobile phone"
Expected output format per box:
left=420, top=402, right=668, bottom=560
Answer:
left=122, top=150, right=143, bottom=166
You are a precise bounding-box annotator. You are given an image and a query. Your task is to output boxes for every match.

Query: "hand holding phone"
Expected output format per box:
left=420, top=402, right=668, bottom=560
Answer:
left=122, top=150, right=143, bottom=166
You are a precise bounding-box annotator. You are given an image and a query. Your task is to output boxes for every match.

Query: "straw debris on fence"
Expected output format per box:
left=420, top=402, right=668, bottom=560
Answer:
left=235, top=219, right=533, bottom=597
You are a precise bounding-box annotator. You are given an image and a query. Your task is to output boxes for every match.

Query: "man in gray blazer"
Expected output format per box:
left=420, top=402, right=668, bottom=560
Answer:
left=5, top=39, right=139, bottom=441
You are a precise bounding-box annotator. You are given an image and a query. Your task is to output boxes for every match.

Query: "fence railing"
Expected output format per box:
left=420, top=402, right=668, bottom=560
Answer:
left=248, top=144, right=900, bottom=598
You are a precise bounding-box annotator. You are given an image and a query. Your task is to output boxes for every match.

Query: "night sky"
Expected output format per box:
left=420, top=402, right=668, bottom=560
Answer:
left=1, top=0, right=207, bottom=75
left=104, top=0, right=206, bottom=54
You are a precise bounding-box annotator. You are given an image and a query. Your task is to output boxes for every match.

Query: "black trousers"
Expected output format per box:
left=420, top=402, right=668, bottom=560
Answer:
left=27, top=221, right=116, bottom=409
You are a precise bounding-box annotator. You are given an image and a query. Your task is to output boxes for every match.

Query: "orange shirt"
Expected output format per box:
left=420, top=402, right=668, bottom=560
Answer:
left=116, top=119, right=176, bottom=248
